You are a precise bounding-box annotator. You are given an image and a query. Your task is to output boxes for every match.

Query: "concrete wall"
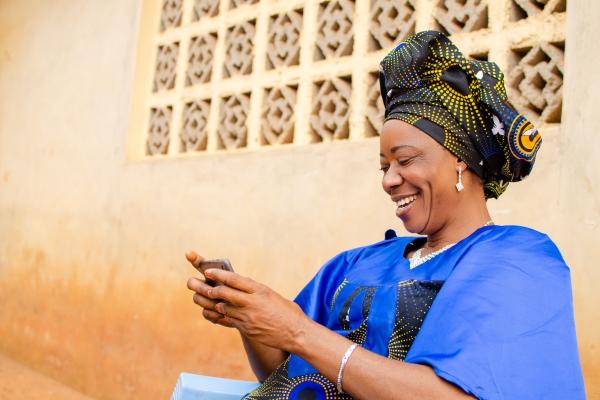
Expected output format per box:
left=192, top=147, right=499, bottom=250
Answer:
left=559, top=0, right=600, bottom=396
left=0, top=0, right=598, bottom=399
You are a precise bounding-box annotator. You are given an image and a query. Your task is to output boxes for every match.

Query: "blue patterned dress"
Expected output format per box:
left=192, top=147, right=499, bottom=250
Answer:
left=244, top=225, right=586, bottom=400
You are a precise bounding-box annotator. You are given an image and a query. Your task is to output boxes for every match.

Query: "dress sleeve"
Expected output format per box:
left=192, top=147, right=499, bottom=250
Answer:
left=293, top=250, right=352, bottom=325
left=404, top=230, right=586, bottom=400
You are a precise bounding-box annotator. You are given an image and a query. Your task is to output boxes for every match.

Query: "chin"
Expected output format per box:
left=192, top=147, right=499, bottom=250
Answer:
left=401, top=221, right=424, bottom=235
left=399, top=208, right=430, bottom=234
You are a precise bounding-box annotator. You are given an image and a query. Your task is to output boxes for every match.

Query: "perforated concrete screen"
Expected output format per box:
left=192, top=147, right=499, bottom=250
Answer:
left=128, top=0, right=567, bottom=159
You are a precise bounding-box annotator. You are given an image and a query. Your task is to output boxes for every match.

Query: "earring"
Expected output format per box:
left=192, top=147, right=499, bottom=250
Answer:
left=456, top=167, right=464, bottom=192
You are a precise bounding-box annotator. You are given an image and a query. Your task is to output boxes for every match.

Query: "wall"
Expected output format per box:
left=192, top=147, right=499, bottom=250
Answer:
left=0, top=0, right=597, bottom=399
left=559, top=0, right=600, bottom=396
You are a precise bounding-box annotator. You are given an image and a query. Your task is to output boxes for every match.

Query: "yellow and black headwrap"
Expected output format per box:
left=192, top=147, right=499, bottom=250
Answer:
left=379, top=31, right=542, bottom=199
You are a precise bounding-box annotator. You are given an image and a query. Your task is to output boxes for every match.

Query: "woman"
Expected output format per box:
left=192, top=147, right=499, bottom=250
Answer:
left=185, top=31, right=586, bottom=399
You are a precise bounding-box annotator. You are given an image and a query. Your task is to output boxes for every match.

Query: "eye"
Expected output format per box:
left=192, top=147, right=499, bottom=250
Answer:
left=379, top=165, right=389, bottom=173
left=398, top=157, right=414, bottom=166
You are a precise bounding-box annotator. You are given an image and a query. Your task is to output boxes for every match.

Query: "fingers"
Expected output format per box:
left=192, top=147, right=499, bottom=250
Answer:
left=187, top=278, right=247, bottom=309
left=187, top=277, right=211, bottom=296
left=185, top=250, right=204, bottom=269
left=202, top=309, right=228, bottom=326
left=206, top=283, right=248, bottom=306
left=192, top=293, right=218, bottom=309
left=202, top=309, right=240, bottom=329
left=190, top=270, right=246, bottom=330
left=215, top=302, right=245, bottom=320
left=189, top=277, right=222, bottom=310
left=189, top=275, right=248, bottom=306
left=204, top=269, right=258, bottom=293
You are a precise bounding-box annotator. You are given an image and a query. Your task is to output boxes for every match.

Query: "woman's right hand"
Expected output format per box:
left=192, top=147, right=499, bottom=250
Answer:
left=185, top=250, right=290, bottom=380
left=185, top=250, right=235, bottom=328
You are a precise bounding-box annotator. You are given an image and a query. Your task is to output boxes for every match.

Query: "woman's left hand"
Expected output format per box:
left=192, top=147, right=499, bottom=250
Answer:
left=202, top=268, right=311, bottom=353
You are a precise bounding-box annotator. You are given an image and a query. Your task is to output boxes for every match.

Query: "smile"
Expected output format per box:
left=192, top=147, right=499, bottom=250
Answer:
left=395, top=194, right=417, bottom=209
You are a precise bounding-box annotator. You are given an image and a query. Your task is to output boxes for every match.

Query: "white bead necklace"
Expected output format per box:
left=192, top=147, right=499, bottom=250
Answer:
left=409, top=220, right=494, bottom=270
left=409, top=243, right=456, bottom=269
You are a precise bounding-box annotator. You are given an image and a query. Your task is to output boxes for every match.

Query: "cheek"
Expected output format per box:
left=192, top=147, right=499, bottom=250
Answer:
left=430, top=170, right=453, bottom=198
left=404, top=164, right=439, bottom=192
left=429, top=169, right=461, bottom=217
left=414, top=165, right=453, bottom=206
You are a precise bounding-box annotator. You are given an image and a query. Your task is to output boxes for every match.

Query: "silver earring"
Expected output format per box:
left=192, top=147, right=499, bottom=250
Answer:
left=456, top=167, right=464, bottom=192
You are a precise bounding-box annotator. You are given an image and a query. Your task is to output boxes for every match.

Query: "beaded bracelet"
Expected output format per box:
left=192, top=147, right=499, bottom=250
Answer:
left=336, top=343, right=358, bottom=393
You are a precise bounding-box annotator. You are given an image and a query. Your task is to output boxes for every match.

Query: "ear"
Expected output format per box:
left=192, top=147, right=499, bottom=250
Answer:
left=455, top=158, right=468, bottom=172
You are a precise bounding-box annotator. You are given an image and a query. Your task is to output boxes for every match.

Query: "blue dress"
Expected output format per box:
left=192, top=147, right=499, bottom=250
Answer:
left=244, top=225, right=586, bottom=399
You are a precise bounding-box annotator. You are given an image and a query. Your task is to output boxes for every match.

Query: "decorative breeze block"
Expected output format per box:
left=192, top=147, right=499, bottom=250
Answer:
left=219, top=93, right=251, bottom=149
left=433, top=0, right=488, bottom=35
left=262, top=86, right=297, bottom=145
left=153, top=42, right=180, bottom=92
left=511, top=0, right=566, bottom=20
left=186, top=34, right=217, bottom=86
left=147, top=106, right=173, bottom=155
left=315, top=0, right=355, bottom=61
left=160, top=0, right=183, bottom=31
left=230, top=0, right=258, bottom=9
left=181, top=100, right=211, bottom=151
left=310, top=77, right=352, bottom=141
left=369, top=0, right=416, bottom=51
left=508, top=42, right=565, bottom=122
left=267, top=11, right=303, bottom=70
left=366, top=72, right=385, bottom=135
left=223, top=21, right=256, bottom=78
left=193, top=0, right=220, bottom=20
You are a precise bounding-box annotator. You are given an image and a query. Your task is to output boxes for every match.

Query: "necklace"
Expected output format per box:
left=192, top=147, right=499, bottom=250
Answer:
left=409, top=220, right=494, bottom=270
left=409, top=243, right=456, bottom=269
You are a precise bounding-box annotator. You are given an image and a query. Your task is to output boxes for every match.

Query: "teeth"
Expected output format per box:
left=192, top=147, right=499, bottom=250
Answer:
left=396, top=195, right=417, bottom=207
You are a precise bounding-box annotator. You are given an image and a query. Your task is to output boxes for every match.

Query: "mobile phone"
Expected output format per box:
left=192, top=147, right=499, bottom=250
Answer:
left=197, top=258, right=234, bottom=286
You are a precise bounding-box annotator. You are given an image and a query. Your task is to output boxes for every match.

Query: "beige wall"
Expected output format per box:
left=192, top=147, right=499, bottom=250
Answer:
left=559, top=0, right=600, bottom=396
left=0, top=0, right=598, bottom=399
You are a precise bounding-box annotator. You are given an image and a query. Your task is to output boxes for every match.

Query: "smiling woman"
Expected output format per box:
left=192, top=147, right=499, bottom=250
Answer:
left=185, top=31, right=586, bottom=400
left=379, top=119, right=487, bottom=234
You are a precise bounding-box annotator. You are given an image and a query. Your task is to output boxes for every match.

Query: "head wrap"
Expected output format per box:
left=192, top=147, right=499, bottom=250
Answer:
left=379, top=31, right=542, bottom=199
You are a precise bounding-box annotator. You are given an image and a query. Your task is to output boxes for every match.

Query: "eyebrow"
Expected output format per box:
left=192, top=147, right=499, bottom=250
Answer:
left=379, top=145, right=416, bottom=157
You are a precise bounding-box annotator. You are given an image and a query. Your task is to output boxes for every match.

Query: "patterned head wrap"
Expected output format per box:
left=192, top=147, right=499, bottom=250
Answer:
left=379, top=31, right=542, bottom=199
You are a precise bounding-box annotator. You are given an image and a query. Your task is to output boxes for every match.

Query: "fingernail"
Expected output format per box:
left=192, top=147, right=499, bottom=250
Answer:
left=205, top=269, right=213, bottom=277
left=207, top=288, right=213, bottom=297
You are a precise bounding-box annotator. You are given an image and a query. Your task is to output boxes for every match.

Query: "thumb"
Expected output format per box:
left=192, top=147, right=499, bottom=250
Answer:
left=185, top=250, right=204, bottom=267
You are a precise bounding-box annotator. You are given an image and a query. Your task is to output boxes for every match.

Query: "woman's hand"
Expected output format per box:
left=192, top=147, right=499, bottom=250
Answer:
left=186, top=250, right=292, bottom=378
left=200, top=267, right=311, bottom=353
left=185, top=250, right=235, bottom=328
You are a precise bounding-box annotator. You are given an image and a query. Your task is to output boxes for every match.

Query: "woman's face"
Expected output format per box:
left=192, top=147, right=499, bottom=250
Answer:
left=379, top=119, right=461, bottom=235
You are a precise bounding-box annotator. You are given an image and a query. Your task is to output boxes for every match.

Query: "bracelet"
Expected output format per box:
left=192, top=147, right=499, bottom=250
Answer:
left=336, top=343, right=358, bottom=393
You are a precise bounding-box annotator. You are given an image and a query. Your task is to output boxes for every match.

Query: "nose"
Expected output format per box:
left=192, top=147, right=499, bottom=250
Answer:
left=381, top=166, right=403, bottom=195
